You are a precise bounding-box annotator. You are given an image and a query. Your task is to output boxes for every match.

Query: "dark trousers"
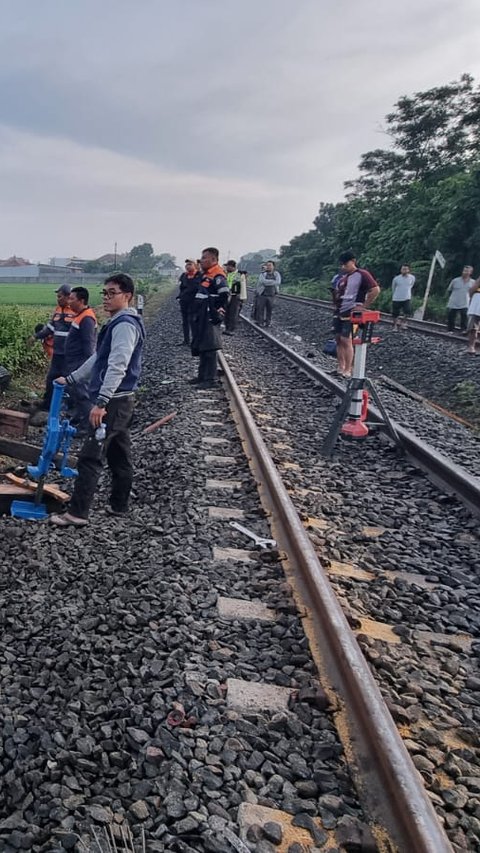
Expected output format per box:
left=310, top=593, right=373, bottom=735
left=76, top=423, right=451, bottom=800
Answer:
left=43, top=353, right=66, bottom=409
left=180, top=301, right=194, bottom=343
left=198, top=351, right=217, bottom=382
left=447, top=308, right=467, bottom=332
left=225, top=295, right=242, bottom=332
left=69, top=396, right=135, bottom=519
left=257, top=294, right=275, bottom=327
left=68, top=381, right=92, bottom=429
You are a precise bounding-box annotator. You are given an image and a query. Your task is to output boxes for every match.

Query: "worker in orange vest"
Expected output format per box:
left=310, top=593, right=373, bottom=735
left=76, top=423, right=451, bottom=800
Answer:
left=34, top=285, right=76, bottom=409
left=65, top=286, right=98, bottom=431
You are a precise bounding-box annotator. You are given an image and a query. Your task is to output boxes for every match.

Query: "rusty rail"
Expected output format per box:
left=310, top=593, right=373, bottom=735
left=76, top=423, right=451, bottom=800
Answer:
left=219, top=350, right=452, bottom=852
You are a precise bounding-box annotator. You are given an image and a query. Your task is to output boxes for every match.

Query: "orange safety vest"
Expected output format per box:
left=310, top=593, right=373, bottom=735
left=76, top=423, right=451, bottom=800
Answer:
left=70, top=306, right=98, bottom=331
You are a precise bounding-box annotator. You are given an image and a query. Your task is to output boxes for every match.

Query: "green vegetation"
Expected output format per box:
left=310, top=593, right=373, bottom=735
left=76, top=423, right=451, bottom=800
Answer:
left=0, top=306, right=48, bottom=373
left=0, top=277, right=177, bottom=383
left=279, top=74, right=480, bottom=322
left=0, top=284, right=103, bottom=306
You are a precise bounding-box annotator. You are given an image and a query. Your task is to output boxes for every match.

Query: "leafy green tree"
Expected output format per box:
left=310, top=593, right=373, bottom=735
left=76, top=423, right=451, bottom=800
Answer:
left=125, top=243, right=155, bottom=272
left=346, top=74, right=480, bottom=198
left=155, top=253, right=176, bottom=268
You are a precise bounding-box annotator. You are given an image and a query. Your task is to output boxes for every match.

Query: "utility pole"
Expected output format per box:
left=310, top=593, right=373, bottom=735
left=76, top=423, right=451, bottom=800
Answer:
left=114, top=241, right=117, bottom=269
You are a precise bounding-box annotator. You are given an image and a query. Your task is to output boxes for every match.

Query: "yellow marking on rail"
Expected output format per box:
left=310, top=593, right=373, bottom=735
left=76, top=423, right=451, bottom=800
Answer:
left=356, top=618, right=401, bottom=644
left=237, top=803, right=335, bottom=853
left=328, top=560, right=374, bottom=581
left=415, top=630, right=472, bottom=651
left=303, top=516, right=329, bottom=531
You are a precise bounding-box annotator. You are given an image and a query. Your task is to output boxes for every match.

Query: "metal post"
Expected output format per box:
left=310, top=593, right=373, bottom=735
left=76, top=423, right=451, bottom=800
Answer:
left=415, top=254, right=436, bottom=321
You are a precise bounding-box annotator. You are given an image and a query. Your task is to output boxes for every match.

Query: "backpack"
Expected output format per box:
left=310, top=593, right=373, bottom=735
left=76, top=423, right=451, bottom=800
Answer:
left=323, top=339, right=337, bottom=357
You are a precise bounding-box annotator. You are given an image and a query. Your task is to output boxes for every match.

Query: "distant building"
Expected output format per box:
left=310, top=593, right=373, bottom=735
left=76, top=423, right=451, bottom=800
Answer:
left=0, top=255, right=32, bottom=267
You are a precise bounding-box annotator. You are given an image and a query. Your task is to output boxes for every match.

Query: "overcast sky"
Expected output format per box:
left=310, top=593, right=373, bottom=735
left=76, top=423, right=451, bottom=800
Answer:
left=1, top=0, right=480, bottom=264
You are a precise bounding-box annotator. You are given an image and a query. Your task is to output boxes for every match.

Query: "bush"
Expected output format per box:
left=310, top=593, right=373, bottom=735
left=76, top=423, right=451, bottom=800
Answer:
left=0, top=306, right=48, bottom=373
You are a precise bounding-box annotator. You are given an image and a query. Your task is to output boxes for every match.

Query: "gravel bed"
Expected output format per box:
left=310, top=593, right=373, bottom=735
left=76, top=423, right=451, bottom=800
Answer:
left=223, top=321, right=480, bottom=852
left=0, top=298, right=370, bottom=852
left=252, top=297, right=480, bottom=475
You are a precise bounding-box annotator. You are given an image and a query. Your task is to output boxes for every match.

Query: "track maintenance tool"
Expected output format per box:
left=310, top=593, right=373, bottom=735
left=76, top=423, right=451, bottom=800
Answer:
left=322, top=308, right=400, bottom=456
left=229, top=520, right=277, bottom=550
left=11, top=382, right=78, bottom=520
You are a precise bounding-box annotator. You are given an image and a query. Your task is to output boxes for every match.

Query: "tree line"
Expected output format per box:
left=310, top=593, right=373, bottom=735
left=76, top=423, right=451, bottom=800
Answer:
left=278, top=74, right=480, bottom=316
left=84, top=245, right=176, bottom=275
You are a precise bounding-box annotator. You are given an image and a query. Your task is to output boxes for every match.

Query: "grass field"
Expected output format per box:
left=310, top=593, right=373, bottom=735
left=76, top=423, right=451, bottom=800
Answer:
left=0, top=283, right=103, bottom=306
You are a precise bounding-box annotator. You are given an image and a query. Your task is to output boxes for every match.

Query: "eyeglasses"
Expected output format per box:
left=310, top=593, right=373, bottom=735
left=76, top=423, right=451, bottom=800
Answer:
left=102, top=289, right=123, bottom=298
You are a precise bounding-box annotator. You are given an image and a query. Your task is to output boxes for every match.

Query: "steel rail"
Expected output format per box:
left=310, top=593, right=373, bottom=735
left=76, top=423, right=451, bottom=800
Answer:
left=269, top=291, right=466, bottom=342
left=219, top=350, right=452, bottom=853
left=240, top=315, right=480, bottom=518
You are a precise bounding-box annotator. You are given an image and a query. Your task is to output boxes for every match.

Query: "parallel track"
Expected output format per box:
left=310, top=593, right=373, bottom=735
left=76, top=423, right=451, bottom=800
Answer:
left=272, top=292, right=466, bottom=343
left=240, top=315, right=480, bottom=518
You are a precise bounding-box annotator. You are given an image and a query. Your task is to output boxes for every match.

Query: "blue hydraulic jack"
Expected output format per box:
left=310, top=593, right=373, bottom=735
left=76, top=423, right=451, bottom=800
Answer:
left=11, top=382, right=78, bottom=520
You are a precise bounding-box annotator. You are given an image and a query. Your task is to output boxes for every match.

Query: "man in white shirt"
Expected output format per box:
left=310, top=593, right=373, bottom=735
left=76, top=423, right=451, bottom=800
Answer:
left=391, top=264, right=415, bottom=330
left=446, top=266, right=475, bottom=333
left=467, top=278, right=480, bottom=354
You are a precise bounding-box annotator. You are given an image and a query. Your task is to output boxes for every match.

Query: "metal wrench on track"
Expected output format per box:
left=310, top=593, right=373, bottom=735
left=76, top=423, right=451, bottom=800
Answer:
left=229, top=520, right=277, bottom=549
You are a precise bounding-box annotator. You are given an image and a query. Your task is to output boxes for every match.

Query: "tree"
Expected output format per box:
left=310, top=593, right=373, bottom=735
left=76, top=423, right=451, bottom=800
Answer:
left=125, top=243, right=155, bottom=272
left=347, top=74, right=480, bottom=199
left=155, top=253, right=176, bottom=269
left=277, top=74, right=480, bottom=312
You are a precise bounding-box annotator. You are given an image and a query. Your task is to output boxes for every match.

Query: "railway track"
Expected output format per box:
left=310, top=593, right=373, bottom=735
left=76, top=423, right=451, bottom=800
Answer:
left=0, top=296, right=478, bottom=852
left=273, top=292, right=466, bottom=343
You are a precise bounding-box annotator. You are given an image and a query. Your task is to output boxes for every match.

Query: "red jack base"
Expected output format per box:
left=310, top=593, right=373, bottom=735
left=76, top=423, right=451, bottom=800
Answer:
left=341, top=418, right=369, bottom=438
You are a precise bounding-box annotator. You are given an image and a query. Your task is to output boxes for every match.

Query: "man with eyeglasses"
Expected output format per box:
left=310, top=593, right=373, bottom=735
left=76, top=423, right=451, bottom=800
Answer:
left=50, top=273, right=146, bottom=527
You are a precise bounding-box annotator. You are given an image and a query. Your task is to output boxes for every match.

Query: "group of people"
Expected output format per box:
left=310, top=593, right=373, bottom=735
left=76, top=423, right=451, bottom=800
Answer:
left=22, top=247, right=479, bottom=528
left=31, top=284, right=98, bottom=429
left=176, top=251, right=282, bottom=388
left=391, top=262, right=480, bottom=353
left=26, top=274, right=145, bottom=529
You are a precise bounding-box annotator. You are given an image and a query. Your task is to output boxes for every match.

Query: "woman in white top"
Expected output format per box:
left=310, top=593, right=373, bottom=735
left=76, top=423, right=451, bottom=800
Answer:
left=467, top=279, right=480, bottom=354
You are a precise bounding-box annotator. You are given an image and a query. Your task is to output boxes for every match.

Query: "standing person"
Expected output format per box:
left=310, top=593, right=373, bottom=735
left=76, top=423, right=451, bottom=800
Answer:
left=136, top=293, right=145, bottom=316
left=33, top=285, right=76, bottom=410
left=178, top=259, right=201, bottom=345
left=467, top=277, right=480, bottom=355
left=64, top=286, right=98, bottom=431
left=224, top=260, right=245, bottom=335
left=446, top=266, right=475, bottom=333
left=190, top=247, right=229, bottom=388
left=255, top=261, right=281, bottom=327
left=50, top=273, right=146, bottom=527
left=392, top=264, right=415, bottom=330
left=334, top=251, right=380, bottom=378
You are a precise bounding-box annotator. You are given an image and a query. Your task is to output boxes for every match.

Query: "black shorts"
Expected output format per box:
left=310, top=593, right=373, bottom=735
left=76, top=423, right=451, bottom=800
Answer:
left=333, top=316, right=353, bottom=338
left=392, top=299, right=412, bottom=318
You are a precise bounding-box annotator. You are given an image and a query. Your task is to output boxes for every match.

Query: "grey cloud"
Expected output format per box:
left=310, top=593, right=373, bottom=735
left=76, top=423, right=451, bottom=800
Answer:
left=0, top=0, right=479, bottom=260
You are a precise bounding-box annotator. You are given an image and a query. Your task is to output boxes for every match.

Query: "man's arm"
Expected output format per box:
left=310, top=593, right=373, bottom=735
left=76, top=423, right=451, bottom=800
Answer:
left=256, top=274, right=265, bottom=295
left=274, top=271, right=281, bottom=294
left=34, top=321, right=55, bottom=341
left=364, top=285, right=380, bottom=308
left=67, top=353, right=97, bottom=385
left=79, top=316, right=97, bottom=360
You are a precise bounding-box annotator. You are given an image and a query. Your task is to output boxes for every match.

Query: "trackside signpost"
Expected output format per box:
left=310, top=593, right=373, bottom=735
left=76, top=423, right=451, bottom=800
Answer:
left=414, top=250, right=446, bottom=320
